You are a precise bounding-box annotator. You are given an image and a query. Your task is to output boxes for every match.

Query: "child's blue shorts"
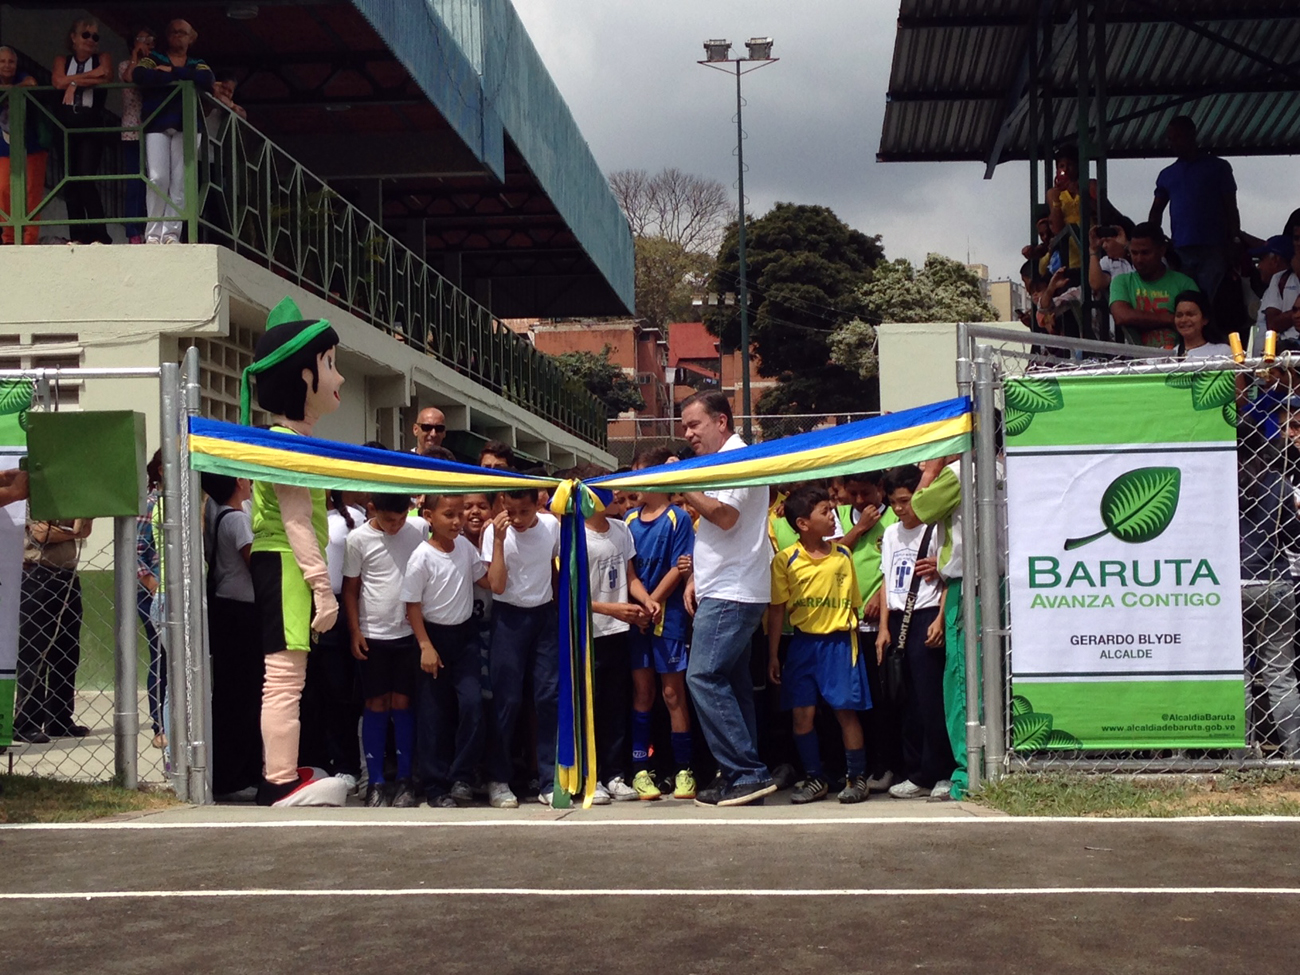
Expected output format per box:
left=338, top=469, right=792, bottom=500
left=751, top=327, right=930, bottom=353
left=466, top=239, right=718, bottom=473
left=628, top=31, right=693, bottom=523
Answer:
left=780, top=630, right=872, bottom=712
left=628, top=630, right=688, bottom=674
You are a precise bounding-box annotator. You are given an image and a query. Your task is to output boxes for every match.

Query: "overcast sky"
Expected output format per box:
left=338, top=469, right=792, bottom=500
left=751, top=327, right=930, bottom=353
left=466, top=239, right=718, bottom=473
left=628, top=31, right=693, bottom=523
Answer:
left=513, top=0, right=1292, bottom=283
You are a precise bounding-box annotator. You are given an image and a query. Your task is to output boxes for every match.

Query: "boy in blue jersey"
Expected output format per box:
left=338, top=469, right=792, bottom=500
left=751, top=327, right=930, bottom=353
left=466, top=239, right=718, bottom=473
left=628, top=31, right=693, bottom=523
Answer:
left=625, top=444, right=697, bottom=800
left=768, top=484, right=872, bottom=804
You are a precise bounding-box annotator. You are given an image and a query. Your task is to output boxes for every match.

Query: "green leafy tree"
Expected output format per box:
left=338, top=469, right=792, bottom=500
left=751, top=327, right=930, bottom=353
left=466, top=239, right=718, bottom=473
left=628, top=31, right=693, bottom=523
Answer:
left=552, top=345, right=645, bottom=419
left=705, top=203, right=884, bottom=420
left=635, top=236, right=713, bottom=330
left=858, top=253, right=997, bottom=324
left=827, top=319, right=879, bottom=381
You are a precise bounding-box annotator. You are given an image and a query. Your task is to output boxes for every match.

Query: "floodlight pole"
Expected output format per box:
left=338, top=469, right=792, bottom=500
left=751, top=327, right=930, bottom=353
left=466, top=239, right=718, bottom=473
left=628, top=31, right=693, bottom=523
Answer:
left=700, top=43, right=777, bottom=443
left=735, top=58, right=751, bottom=441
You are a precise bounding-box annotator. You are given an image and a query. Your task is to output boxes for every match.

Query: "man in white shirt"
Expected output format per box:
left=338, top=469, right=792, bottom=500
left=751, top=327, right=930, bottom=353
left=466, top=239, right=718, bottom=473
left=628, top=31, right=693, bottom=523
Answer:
left=679, top=391, right=776, bottom=807
left=1261, top=231, right=1300, bottom=348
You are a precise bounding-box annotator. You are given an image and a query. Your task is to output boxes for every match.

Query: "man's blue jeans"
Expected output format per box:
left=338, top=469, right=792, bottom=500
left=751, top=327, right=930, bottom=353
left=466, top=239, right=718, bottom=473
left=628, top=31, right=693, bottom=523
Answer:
left=686, top=598, right=769, bottom=786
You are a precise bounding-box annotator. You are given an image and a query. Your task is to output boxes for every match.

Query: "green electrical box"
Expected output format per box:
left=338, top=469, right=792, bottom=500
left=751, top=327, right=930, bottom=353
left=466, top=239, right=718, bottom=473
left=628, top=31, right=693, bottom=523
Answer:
left=27, top=411, right=147, bottom=520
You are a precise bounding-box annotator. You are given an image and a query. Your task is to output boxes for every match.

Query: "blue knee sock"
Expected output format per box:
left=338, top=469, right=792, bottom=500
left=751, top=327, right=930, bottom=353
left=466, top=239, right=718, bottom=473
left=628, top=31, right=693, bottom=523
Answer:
left=391, top=708, right=415, bottom=780
left=631, top=709, right=652, bottom=768
left=795, top=731, right=823, bottom=778
left=362, top=709, right=388, bottom=785
left=671, top=731, right=693, bottom=769
left=846, top=747, right=867, bottom=778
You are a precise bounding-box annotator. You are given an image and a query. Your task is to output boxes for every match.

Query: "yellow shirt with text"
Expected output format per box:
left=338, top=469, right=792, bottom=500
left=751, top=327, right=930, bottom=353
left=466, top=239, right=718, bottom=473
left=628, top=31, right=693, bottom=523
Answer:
left=770, top=541, right=859, bottom=634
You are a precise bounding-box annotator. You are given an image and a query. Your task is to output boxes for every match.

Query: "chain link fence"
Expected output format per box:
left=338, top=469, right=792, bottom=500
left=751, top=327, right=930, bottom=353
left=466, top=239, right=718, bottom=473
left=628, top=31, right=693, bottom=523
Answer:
left=608, top=413, right=879, bottom=466
left=7, top=528, right=169, bottom=784
left=965, top=327, right=1300, bottom=775
left=2, top=361, right=199, bottom=796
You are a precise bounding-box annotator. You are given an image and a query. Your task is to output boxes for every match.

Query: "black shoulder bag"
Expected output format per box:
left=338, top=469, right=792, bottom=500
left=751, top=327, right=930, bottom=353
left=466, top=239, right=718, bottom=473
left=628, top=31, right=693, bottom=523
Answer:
left=885, top=523, right=936, bottom=705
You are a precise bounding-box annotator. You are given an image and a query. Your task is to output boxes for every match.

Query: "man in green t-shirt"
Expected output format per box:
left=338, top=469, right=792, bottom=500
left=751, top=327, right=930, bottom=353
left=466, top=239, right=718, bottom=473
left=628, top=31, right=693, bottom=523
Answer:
left=1109, top=222, right=1199, bottom=349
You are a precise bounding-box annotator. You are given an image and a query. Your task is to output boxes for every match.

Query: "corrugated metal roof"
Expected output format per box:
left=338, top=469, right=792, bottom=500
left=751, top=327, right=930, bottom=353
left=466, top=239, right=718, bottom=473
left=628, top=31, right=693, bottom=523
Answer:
left=880, top=0, right=1300, bottom=164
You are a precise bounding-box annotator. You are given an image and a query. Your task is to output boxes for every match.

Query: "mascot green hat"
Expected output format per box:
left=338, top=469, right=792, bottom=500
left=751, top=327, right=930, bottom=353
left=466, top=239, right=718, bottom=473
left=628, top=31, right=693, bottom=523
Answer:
left=240, top=297, right=338, bottom=425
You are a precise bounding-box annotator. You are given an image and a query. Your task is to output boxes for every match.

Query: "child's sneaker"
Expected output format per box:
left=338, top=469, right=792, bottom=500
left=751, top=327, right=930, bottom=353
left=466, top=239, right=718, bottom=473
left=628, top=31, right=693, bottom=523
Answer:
left=606, top=776, right=637, bottom=801
left=888, top=779, right=928, bottom=799
left=364, top=782, right=389, bottom=807
left=791, top=777, right=829, bottom=804
left=928, top=779, right=954, bottom=801
left=838, top=775, right=871, bottom=804
left=449, top=781, right=474, bottom=806
left=673, top=768, right=696, bottom=800
left=866, top=770, right=895, bottom=793
left=632, top=769, right=662, bottom=800
left=488, top=781, right=518, bottom=809
left=391, top=779, right=417, bottom=808
left=538, top=791, right=554, bottom=807
left=591, top=781, right=613, bottom=805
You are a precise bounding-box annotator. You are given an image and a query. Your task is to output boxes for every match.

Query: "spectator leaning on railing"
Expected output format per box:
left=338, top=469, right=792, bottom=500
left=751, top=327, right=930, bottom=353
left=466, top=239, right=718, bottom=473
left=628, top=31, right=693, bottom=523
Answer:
left=132, top=19, right=213, bottom=244
left=51, top=18, right=113, bottom=245
left=0, top=44, right=47, bottom=246
left=117, top=24, right=156, bottom=244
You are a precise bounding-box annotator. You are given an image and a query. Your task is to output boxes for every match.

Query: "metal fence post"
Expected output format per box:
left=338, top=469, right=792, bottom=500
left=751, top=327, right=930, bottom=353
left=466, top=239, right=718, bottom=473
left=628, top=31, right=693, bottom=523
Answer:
left=956, top=324, right=983, bottom=790
left=182, top=82, right=200, bottom=243
left=181, top=346, right=211, bottom=803
left=974, top=345, right=1006, bottom=781
left=112, top=515, right=139, bottom=790
left=159, top=361, right=190, bottom=800
left=10, top=88, right=28, bottom=246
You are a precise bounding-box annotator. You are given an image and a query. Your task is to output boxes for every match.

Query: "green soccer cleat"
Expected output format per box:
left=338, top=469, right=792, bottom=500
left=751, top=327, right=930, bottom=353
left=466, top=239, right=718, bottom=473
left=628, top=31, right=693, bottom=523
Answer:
left=632, top=769, right=662, bottom=800
left=673, top=768, right=697, bottom=800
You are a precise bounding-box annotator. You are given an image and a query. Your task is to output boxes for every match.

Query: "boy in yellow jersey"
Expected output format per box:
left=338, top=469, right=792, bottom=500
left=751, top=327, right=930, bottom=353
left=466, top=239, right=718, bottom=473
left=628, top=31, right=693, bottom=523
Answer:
left=767, top=484, right=872, bottom=804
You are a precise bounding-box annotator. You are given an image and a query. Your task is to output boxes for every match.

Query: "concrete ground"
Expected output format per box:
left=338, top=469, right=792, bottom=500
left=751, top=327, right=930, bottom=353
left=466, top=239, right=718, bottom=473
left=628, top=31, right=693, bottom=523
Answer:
left=3, top=800, right=1298, bottom=974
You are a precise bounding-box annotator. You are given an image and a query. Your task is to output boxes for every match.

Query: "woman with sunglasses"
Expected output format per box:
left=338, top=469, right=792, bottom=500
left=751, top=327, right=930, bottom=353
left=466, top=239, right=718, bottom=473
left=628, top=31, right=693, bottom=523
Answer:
left=133, top=19, right=213, bottom=244
left=51, top=18, right=113, bottom=245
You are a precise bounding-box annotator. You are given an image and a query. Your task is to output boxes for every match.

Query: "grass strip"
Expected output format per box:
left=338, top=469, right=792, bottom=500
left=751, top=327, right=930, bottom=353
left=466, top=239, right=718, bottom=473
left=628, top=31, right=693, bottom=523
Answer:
left=0, top=774, right=179, bottom=824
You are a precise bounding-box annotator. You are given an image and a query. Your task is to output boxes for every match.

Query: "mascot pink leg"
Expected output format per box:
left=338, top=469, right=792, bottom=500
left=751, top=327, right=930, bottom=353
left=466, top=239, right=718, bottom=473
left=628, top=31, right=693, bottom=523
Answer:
left=242, top=297, right=348, bottom=807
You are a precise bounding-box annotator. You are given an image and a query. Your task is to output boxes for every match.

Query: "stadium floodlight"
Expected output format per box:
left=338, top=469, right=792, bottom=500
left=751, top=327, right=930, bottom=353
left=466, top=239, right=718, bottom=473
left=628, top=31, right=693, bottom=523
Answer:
left=703, top=39, right=732, bottom=62
left=745, top=37, right=774, bottom=60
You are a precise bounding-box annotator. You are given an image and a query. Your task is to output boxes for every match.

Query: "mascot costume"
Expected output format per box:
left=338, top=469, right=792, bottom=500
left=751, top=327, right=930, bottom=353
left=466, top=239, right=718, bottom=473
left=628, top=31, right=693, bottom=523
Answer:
left=243, top=297, right=349, bottom=807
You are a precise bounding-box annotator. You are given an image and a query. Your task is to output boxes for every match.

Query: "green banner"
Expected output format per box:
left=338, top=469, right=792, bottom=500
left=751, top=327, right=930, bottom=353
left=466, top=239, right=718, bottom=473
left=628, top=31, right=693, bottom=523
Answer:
left=0, top=380, right=31, bottom=747
left=1004, top=373, right=1245, bottom=750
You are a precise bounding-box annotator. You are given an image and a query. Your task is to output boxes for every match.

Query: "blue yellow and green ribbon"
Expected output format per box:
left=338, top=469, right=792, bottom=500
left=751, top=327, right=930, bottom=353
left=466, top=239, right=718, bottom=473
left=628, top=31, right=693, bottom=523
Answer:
left=188, top=397, right=971, bottom=804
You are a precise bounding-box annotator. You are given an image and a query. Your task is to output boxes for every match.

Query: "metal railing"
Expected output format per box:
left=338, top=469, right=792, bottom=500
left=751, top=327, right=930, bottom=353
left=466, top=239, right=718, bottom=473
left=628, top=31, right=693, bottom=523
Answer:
left=0, top=83, right=606, bottom=447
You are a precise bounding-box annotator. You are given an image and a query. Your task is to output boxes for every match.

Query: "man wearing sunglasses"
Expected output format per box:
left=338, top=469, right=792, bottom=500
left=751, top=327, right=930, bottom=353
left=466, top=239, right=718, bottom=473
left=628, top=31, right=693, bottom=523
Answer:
left=411, top=407, right=447, bottom=456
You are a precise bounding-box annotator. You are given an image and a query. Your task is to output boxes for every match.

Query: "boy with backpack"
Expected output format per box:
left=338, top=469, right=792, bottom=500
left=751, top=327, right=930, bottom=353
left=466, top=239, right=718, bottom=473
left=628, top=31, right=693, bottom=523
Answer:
left=202, top=472, right=263, bottom=798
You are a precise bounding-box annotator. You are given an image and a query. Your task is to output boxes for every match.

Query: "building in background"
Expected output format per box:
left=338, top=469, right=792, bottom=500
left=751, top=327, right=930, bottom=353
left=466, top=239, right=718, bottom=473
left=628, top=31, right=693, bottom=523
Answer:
left=988, top=279, right=1031, bottom=322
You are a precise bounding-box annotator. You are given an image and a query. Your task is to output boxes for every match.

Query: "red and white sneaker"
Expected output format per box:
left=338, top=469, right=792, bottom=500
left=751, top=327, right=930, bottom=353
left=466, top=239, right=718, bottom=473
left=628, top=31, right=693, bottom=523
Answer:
left=268, top=767, right=348, bottom=807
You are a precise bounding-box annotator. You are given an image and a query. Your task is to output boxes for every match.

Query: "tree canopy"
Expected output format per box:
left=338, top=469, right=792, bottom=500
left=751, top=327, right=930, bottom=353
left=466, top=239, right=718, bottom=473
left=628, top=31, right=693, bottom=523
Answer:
left=704, top=203, right=884, bottom=419
left=553, top=345, right=645, bottom=419
left=858, top=253, right=997, bottom=324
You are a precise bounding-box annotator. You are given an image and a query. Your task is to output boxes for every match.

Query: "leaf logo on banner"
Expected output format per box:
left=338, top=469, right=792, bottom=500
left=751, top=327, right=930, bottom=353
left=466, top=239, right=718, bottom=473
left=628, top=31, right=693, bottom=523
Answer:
left=1166, top=370, right=1236, bottom=427
left=1003, top=378, right=1064, bottom=437
left=1011, top=695, right=1083, bottom=751
left=0, top=380, right=33, bottom=436
left=1064, top=466, right=1181, bottom=550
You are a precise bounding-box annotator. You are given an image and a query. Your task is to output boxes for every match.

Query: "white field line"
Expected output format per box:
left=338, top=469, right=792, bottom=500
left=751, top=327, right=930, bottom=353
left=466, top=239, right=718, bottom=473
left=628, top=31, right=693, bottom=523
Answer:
left=2, top=886, right=1300, bottom=902
left=6, top=814, right=1300, bottom=831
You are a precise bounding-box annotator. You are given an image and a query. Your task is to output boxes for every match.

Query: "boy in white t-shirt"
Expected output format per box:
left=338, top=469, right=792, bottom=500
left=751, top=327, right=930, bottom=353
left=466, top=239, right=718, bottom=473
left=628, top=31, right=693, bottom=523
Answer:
left=403, top=494, right=491, bottom=808
left=875, top=465, right=955, bottom=802
left=343, top=492, right=425, bottom=808
left=583, top=476, right=659, bottom=804
left=481, top=488, right=561, bottom=808
left=201, top=472, right=263, bottom=798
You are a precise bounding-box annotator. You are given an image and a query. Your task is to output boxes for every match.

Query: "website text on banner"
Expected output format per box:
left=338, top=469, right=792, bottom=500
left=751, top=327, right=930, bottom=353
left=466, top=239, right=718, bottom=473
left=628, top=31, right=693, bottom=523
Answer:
left=1004, top=372, right=1245, bottom=750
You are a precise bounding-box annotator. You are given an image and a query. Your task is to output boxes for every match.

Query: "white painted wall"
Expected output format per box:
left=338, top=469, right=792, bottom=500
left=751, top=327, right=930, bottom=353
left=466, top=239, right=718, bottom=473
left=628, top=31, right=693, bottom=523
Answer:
left=877, top=320, right=1032, bottom=413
